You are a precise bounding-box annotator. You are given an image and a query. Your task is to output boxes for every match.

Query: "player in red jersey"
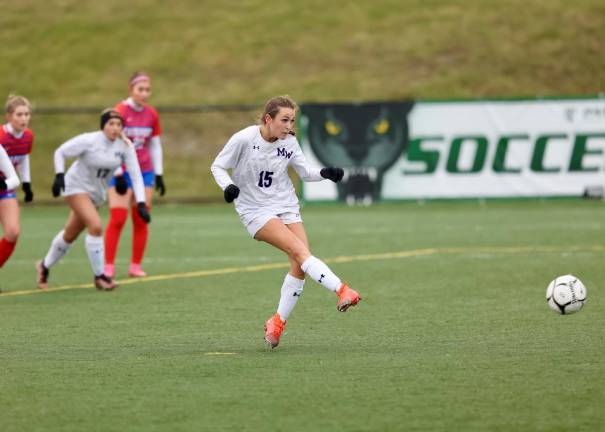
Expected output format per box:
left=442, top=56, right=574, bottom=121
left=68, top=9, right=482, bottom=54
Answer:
left=0, top=96, right=34, bottom=270
left=104, top=72, right=165, bottom=278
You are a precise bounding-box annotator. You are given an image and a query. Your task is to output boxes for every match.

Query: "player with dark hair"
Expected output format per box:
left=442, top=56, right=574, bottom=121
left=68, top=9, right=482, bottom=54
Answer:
left=36, top=109, right=150, bottom=290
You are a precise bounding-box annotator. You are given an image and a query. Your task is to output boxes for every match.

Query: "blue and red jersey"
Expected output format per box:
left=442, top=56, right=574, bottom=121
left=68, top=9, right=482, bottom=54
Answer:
left=115, top=100, right=161, bottom=173
left=0, top=125, right=33, bottom=196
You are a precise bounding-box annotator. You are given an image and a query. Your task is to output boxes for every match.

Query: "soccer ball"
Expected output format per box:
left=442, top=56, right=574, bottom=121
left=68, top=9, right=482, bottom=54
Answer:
left=546, top=274, right=587, bottom=315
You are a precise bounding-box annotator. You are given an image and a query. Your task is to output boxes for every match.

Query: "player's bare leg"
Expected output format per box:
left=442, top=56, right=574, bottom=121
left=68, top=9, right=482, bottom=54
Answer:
left=287, top=223, right=360, bottom=311
left=66, top=194, right=116, bottom=290
left=0, top=198, right=20, bottom=269
left=256, top=218, right=360, bottom=310
left=261, top=222, right=309, bottom=348
left=256, top=219, right=361, bottom=348
left=37, top=207, right=85, bottom=289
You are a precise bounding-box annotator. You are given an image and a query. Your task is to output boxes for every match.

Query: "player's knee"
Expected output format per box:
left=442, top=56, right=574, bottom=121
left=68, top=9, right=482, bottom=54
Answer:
left=88, top=223, right=103, bottom=237
left=4, top=227, right=19, bottom=242
left=289, top=247, right=310, bottom=267
left=110, top=208, right=128, bottom=226
left=289, top=265, right=305, bottom=280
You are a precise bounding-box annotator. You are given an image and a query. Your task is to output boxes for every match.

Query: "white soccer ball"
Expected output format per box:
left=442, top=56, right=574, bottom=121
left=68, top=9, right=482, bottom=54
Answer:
left=546, top=274, right=587, bottom=315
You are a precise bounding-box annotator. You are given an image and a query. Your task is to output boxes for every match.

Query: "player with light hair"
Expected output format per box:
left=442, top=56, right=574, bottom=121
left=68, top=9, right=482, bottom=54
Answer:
left=211, top=95, right=362, bottom=349
left=0, top=95, right=34, bottom=270
left=36, top=109, right=150, bottom=290
left=104, top=72, right=165, bottom=279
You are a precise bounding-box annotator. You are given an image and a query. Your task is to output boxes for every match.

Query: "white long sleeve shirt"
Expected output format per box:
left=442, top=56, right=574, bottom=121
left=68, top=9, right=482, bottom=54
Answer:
left=0, top=145, right=20, bottom=190
left=54, top=131, right=145, bottom=204
left=17, top=155, right=31, bottom=183
left=211, top=125, right=324, bottom=216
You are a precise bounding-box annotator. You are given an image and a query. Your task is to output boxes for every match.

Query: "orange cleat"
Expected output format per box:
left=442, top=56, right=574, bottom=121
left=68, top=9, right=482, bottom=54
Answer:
left=36, top=260, right=49, bottom=289
left=336, top=283, right=361, bottom=312
left=128, top=263, right=147, bottom=278
left=264, top=313, right=286, bottom=349
left=95, top=274, right=117, bottom=291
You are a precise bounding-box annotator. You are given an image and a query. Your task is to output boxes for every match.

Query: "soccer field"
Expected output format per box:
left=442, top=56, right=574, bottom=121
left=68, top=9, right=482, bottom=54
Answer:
left=1, top=200, right=604, bottom=431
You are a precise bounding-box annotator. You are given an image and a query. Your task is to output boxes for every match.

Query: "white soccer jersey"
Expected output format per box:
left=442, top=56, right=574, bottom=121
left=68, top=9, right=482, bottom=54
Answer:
left=211, top=125, right=324, bottom=216
left=54, top=131, right=145, bottom=205
left=0, top=145, right=20, bottom=190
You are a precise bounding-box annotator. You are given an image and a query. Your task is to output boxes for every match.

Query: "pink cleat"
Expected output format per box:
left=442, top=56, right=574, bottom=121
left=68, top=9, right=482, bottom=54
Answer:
left=336, top=283, right=361, bottom=312
left=128, top=263, right=147, bottom=278
left=264, top=313, right=286, bottom=349
left=104, top=263, right=115, bottom=278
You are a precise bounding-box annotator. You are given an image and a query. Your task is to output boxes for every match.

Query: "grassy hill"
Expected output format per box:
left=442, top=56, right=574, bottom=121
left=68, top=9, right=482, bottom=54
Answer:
left=1, top=0, right=604, bottom=199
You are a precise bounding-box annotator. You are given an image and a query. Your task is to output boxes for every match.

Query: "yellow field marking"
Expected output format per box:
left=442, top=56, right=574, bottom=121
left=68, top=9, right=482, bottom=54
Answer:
left=1, top=244, right=603, bottom=298
left=203, top=352, right=239, bottom=356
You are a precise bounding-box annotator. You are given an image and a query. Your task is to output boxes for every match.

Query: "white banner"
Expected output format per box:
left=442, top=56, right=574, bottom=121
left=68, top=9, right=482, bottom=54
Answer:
left=300, top=99, right=605, bottom=201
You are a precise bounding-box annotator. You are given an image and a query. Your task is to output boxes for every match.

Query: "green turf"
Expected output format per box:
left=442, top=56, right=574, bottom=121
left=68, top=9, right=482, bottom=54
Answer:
left=1, top=200, right=604, bottom=431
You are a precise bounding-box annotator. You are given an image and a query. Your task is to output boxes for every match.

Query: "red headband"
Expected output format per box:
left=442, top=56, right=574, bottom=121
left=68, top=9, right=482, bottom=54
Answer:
left=129, top=74, right=151, bottom=88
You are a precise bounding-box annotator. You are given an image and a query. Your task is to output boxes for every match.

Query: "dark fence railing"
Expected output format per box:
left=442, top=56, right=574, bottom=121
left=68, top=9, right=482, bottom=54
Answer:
left=33, top=104, right=259, bottom=115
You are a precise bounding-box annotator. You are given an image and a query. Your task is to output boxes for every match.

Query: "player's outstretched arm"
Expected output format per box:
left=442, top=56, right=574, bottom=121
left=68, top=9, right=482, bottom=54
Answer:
left=122, top=132, right=147, bottom=205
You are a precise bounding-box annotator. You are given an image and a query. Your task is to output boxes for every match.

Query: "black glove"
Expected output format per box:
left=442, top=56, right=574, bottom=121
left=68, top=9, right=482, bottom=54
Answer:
left=224, top=184, right=240, bottom=203
left=136, top=202, right=151, bottom=224
left=0, top=178, right=6, bottom=191
left=114, top=175, right=128, bottom=195
left=155, top=175, right=166, bottom=196
left=22, top=182, right=34, bottom=202
left=320, top=167, right=344, bottom=183
left=51, top=173, right=65, bottom=197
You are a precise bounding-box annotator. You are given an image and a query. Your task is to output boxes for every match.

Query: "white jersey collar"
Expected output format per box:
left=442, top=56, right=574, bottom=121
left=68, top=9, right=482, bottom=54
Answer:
left=126, top=97, right=145, bottom=112
left=257, top=125, right=283, bottom=145
left=4, top=123, right=25, bottom=139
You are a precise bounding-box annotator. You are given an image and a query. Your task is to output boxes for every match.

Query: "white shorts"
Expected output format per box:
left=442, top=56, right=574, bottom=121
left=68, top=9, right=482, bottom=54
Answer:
left=240, top=211, right=303, bottom=237
left=63, top=186, right=105, bottom=207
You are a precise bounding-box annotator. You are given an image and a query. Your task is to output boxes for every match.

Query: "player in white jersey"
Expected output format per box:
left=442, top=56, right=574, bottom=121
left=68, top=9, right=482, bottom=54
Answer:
left=0, top=145, right=20, bottom=190
left=0, top=143, right=21, bottom=277
left=36, top=109, right=151, bottom=291
left=211, top=95, right=362, bottom=349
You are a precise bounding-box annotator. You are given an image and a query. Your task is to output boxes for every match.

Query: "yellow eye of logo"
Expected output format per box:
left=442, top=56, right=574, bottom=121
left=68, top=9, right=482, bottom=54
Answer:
left=374, top=119, right=390, bottom=135
left=325, top=120, right=341, bottom=136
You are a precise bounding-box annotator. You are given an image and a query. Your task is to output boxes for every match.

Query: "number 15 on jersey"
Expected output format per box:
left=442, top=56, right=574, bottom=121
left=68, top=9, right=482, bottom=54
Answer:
left=258, top=171, right=274, bottom=188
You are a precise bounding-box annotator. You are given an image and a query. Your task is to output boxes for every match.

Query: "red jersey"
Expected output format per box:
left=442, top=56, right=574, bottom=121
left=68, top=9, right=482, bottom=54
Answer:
left=0, top=124, right=34, bottom=172
left=115, top=99, right=161, bottom=173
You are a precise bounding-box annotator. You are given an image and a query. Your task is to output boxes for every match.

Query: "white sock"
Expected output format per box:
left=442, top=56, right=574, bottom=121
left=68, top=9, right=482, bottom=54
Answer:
left=43, top=230, right=73, bottom=269
left=277, top=273, right=305, bottom=321
left=84, top=234, right=104, bottom=277
left=300, top=256, right=342, bottom=292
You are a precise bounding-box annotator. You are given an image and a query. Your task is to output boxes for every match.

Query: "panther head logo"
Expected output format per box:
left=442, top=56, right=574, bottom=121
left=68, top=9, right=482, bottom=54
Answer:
left=300, top=102, right=414, bottom=204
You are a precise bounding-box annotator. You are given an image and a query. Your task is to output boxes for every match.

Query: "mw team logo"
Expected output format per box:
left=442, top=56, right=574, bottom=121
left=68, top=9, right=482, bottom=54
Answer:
left=277, top=147, right=293, bottom=159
